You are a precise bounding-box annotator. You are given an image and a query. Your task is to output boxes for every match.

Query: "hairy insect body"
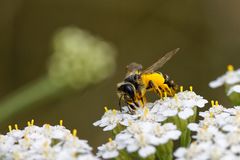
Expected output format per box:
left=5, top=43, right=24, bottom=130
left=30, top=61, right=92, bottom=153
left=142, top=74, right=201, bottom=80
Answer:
left=117, top=48, right=180, bottom=112
left=142, top=72, right=174, bottom=96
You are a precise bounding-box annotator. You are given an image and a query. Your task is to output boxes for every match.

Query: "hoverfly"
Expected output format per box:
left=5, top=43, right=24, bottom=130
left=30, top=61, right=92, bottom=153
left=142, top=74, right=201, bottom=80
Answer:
left=117, top=48, right=179, bottom=113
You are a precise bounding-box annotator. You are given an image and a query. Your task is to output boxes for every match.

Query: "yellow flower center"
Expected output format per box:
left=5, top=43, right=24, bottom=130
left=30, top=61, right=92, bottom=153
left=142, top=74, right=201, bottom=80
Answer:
left=227, top=64, right=234, bottom=72
left=72, top=129, right=77, bottom=137
left=104, top=106, right=109, bottom=112
left=180, top=86, right=183, bottom=92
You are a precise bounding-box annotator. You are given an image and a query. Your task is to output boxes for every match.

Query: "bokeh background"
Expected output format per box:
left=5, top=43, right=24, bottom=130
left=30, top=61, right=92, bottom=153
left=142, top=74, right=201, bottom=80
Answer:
left=1, top=0, right=240, bottom=149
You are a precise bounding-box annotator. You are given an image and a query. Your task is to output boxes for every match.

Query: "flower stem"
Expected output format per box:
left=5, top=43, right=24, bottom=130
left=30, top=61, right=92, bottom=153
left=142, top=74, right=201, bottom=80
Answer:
left=156, top=141, right=173, bottom=160
left=0, top=77, right=66, bottom=123
left=179, top=119, right=191, bottom=147
left=112, top=125, right=125, bottom=136
left=116, top=150, right=132, bottom=160
left=225, top=84, right=240, bottom=106
left=143, top=154, right=155, bottom=160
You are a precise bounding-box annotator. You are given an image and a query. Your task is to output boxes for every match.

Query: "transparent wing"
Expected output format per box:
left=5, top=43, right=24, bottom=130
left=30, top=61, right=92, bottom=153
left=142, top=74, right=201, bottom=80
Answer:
left=142, top=48, right=180, bottom=73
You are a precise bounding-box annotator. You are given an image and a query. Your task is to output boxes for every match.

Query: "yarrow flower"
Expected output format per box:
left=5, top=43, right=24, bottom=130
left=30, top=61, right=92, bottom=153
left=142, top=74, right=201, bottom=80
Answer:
left=175, top=126, right=240, bottom=160
left=152, top=87, right=208, bottom=120
left=97, top=138, right=123, bottom=159
left=209, top=65, right=240, bottom=88
left=94, top=87, right=207, bottom=130
left=0, top=121, right=98, bottom=160
left=209, top=65, right=240, bottom=105
left=94, top=86, right=208, bottom=159
left=97, top=121, right=181, bottom=159
left=150, top=87, right=208, bottom=147
left=93, top=107, right=135, bottom=132
left=94, top=86, right=207, bottom=153
left=176, top=103, right=240, bottom=160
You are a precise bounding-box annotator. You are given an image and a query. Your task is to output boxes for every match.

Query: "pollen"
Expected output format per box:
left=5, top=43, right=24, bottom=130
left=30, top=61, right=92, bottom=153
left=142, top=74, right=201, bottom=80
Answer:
left=211, top=100, right=215, bottom=107
left=108, top=138, right=113, bottom=142
left=189, top=86, right=193, bottom=92
left=24, top=135, right=30, bottom=142
left=104, top=106, right=109, bottom=112
left=8, top=125, right=12, bottom=132
left=128, top=120, right=133, bottom=126
left=72, top=129, right=77, bottom=137
left=210, top=112, right=214, bottom=118
left=31, top=119, right=34, bottom=126
left=180, top=86, right=183, bottom=92
left=174, top=94, right=178, bottom=101
left=45, top=124, right=50, bottom=129
left=215, top=101, right=219, bottom=106
left=113, top=109, right=117, bottom=115
left=227, top=64, right=234, bottom=71
left=14, top=124, right=19, bottom=130
left=144, top=107, right=149, bottom=117
left=59, top=120, right=63, bottom=126
left=27, top=121, right=31, bottom=127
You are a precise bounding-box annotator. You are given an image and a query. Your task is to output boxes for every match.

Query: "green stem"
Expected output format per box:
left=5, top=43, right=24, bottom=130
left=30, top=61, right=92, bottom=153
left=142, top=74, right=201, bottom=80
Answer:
left=225, top=84, right=240, bottom=106
left=112, top=125, right=125, bottom=137
left=143, top=154, right=155, bottom=160
left=156, top=141, right=173, bottom=160
left=179, top=119, right=190, bottom=147
left=189, top=107, right=197, bottom=123
left=0, top=77, right=66, bottom=123
left=115, top=150, right=132, bottom=160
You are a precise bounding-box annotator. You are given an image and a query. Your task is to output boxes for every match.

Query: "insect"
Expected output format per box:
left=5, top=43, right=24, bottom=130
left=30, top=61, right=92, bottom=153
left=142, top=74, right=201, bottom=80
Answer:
left=117, top=48, right=179, bottom=113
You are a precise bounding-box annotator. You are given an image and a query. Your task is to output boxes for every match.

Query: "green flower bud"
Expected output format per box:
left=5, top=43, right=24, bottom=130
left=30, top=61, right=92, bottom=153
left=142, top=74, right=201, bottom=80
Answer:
left=48, top=27, right=116, bottom=89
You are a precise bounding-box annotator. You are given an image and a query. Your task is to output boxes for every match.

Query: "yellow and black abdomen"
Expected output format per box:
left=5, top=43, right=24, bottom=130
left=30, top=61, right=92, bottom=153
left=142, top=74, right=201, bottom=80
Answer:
left=141, top=72, right=177, bottom=97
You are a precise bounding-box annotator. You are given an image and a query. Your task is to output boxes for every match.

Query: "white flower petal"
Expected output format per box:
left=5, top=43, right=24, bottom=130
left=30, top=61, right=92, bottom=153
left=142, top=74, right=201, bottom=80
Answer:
left=103, top=123, right=117, bottom=131
left=197, top=99, right=208, bottom=108
left=188, top=123, right=199, bottom=131
left=102, top=151, right=119, bottom=159
left=127, top=144, right=139, bottom=153
left=209, top=78, right=224, bottom=88
left=174, top=148, right=187, bottom=158
left=227, top=85, right=240, bottom=95
left=138, top=146, right=156, bottom=158
left=178, top=108, right=194, bottom=120
left=167, top=130, right=181, bottom=140
left=162, top=109, right=178, bottom=117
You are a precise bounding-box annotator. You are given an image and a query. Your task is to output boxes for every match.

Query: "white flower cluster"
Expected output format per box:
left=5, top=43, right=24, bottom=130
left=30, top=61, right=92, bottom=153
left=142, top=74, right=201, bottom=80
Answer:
left=94, top=89, right=208, bottom=132
left=209, top=65, right=240, bottom=89
left=94, top=88, right=208, bottom=159
left=209, top=65, right=240, bottom=105
left=0, top=123, right=98, bottom=160
left=151, top=89, right=207, bottom=120
left=93, top=108, right=135, bottom=131
left=97, top=121, right=181, bottom=159
left=175, top=104, right=240, bottom=160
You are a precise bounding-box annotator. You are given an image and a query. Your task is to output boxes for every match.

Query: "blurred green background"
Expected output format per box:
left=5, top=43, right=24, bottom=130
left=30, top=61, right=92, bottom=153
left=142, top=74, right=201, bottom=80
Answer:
left=1, top=0, right=240, bottom=148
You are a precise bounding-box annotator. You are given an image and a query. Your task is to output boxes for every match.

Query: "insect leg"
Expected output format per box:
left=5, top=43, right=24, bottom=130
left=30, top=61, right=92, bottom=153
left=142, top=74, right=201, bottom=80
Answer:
left=118, top=95, right=123, bottom=112
left=139, top=95, right=147, bottom=107
left=140, top=97, right=145, bottom=107
left=127, top=102, right=136, bottom=114
left=149, top=80, right=163, bottom=98
left=162, top=84, right=174, bottom=96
